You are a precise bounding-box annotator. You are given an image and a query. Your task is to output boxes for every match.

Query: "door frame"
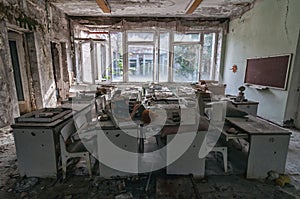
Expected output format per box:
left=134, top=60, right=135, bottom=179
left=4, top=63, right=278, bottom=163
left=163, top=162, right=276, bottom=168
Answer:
left=8, top=31, right=31, bottom=114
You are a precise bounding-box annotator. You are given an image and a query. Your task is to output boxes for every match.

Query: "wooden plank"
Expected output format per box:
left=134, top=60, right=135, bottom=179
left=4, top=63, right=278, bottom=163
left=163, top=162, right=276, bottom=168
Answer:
left=95, top=0, right=111, bottom=13
left=225, top=116, right=291, bottom=135
left=186, top=0, right=204, bottom=14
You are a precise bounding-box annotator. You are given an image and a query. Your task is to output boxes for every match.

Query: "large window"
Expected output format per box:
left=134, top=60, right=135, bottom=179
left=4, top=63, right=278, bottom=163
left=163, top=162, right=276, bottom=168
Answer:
left=75, top=29, right=221, bottom=83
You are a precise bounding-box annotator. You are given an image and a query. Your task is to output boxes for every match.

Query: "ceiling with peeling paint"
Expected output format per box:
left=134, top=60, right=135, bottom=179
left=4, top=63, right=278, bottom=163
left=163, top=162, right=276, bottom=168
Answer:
left=50, top=0, right=255, bottom=18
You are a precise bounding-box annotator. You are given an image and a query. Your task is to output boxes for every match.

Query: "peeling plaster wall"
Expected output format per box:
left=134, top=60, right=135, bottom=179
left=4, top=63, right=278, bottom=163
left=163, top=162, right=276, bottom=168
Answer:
left=0, top=0, right=71, bottom=127
left=0, top=20, right=19, bottom=126
left=52, top=0, right=255, bottom=18
left=223, top=0, right=300, bottom=126
left=49, top=5, right=72, bottom=101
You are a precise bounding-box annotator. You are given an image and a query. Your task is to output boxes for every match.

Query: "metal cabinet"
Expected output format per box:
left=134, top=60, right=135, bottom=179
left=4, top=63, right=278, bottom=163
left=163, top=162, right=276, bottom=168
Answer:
left=166, top=131, right=207, bottom=178
left=97, top=122, right=139, bottom=178
left=247, top=134, right=290, bottom=179
left=12, top=108, right=73, bottom=178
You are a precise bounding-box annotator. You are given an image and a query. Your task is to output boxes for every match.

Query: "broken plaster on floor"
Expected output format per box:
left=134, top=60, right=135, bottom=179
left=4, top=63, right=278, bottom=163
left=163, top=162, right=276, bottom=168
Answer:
left=0, top=126, right=300, bottom=198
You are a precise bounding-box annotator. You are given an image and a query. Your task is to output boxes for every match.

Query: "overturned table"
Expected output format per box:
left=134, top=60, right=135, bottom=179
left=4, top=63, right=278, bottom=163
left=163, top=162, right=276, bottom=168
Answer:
left=225, top=115, right=292, bottom=179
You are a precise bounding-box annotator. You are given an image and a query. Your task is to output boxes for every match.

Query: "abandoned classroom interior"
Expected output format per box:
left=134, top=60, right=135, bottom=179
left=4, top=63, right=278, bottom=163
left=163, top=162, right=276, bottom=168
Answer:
left=0, top=0, right=300, bottom=198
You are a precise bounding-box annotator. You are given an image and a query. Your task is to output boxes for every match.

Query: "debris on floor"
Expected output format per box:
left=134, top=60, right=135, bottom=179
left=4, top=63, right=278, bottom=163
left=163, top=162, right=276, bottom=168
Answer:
left=115, top=192, right=133, bottom=199
left=0, top=128, right=300, bottom=198
left=156, top=175, right=196, bottom=199
left=0, top=126, right=14, bottom=146
left=14, top=177, right=39, bottom=193
left=267, top=170, right=280, bottom=181
left=93, top=175, right=155, bottom=198
left=275, top=175, right=291, bottom=187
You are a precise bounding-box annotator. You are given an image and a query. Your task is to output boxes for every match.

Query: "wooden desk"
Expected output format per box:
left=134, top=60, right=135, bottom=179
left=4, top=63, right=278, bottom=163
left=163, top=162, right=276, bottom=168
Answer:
left=226, top=116, right=291, bottom=178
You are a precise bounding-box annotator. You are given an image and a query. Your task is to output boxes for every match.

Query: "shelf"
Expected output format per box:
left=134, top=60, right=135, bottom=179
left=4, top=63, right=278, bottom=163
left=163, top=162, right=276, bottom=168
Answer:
left=245, top=84, right=269, bottom=90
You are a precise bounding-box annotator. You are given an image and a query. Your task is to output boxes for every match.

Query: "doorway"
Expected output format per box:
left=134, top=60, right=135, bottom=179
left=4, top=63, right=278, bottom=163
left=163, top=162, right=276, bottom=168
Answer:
left=8, top=31, right=31, bottom=115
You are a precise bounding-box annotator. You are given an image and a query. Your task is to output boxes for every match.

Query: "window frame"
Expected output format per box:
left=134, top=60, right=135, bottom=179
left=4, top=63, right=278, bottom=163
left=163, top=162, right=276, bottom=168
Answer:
left=157, top=31, right=170, bottom=82
left=75, top=28, right=222, bottom=83
left=125, top=30, right=156, bottom=82
left=171, top=31, right=202, bottom=83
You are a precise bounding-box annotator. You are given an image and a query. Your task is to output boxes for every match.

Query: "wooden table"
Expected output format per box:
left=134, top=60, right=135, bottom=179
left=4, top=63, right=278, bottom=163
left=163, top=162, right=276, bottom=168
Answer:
left=225, top=115, right=291, bottom=178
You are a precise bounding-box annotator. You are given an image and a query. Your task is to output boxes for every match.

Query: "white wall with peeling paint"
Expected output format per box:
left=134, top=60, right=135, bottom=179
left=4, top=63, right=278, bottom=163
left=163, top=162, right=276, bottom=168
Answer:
left=223, top=0, right=300, bottom=126
left=0, top=0, right=72, bottom=127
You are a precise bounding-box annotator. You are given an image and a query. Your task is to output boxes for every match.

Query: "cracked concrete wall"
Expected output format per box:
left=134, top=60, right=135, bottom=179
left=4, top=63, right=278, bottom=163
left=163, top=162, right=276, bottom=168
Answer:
left=223, top=0, right=300, bottom=126
left=0, top=0, right=71, bottom=127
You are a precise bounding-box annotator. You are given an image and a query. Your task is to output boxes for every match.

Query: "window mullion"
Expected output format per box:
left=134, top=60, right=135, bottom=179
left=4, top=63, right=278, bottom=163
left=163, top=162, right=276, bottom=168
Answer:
left=108, top=31, right=112, bottom=82
left=154, top=30, right=159, bottom=82
left=157, top=30, right=160, bottom=82
left=212, top=32, right=218, bottom=81
left=169, top=32, right=174, bottom=82
left=199, top=33, right=204, bottom=81
left=123, top=31, right=128, bottom=82
left=78, top=42, right=83, bottom=83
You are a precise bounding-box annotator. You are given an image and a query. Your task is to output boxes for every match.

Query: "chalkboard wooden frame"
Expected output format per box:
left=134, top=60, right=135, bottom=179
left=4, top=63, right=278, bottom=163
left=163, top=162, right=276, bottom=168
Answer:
left=244, top=54, right=292, bottom=90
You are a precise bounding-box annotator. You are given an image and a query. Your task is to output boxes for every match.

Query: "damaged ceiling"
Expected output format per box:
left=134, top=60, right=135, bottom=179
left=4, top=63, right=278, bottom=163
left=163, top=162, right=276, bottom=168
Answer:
left=50, top=0, right=255, bottom=18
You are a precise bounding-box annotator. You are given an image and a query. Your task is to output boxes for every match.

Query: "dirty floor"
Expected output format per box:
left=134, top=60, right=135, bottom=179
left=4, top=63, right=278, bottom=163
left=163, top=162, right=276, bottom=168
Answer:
left=0, top=126, right=300, bottom=199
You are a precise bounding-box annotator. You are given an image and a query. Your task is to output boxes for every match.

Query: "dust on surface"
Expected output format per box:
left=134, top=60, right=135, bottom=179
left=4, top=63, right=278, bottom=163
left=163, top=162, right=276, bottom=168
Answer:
left=0, top=126, right=300, bottom=199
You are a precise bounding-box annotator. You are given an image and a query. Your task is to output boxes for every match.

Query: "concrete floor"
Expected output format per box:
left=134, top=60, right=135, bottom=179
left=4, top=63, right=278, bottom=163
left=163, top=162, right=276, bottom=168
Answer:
left=0, top=126, right=300, bottom=198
